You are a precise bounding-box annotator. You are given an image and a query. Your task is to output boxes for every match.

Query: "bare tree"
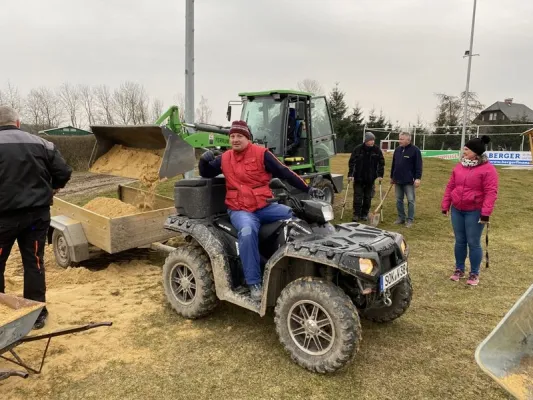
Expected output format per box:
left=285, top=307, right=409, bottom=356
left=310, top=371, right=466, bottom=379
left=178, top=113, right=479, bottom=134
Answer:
left=58, top=83, right=82, bottom=128
left=297, top=79, right=323, bottom=95
left=78, top=84, right=96, bottom=126
left=23, top=87, right=63, bottom=131
left=113, top=84, right=130, bottom=124
left=0, top=82, right=22, bottom=110
left=151, top=98, right=164, bottom=122
left=94, top=84, right=115, bottom=124
left=24, top=89, right=45, bottom=129
left=195, top=96, right=212, bottom=123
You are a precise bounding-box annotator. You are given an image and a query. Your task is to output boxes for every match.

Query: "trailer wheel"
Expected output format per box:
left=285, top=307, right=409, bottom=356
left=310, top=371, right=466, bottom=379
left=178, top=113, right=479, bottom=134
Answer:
left=52, top=230, right=75, bottom=268
left=314, top=179, right=335, bottom=204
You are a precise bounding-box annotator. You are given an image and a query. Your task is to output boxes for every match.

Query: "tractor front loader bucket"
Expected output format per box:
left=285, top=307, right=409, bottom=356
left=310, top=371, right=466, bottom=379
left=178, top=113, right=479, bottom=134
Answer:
left=89, top=125, right=196, bottom=179
left=475, top=283, right=533, bottom=399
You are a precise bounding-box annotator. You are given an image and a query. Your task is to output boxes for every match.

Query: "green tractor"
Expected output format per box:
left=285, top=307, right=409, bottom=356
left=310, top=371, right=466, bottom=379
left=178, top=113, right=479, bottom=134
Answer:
left=89, top=90, right=343, bottom=203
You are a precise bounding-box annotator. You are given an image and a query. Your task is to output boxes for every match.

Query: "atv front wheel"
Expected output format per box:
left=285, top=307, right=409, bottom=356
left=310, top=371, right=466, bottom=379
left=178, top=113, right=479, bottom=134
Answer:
left=274, top=277, right=362, bottom=373
left=361, top=278, right=413, bottom=323
left=162, top=245, right=218, bottom=319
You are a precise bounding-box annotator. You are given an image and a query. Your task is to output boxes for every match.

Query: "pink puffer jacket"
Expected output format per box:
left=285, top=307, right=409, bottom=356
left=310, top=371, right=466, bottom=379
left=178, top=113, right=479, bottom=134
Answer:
left=441, top=159, right=499, bottom=217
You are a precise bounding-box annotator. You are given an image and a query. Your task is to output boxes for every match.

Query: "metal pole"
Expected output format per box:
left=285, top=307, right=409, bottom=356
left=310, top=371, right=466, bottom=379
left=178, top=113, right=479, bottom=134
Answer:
left=476, top=125, right=479, bottom=138
left=362, top=124, right=367, bottom=143
left=460, top=0, right=478, bottom=156
left=413, top=127, right=417, bottom=146
left=184, top=0, right=195, bottom=178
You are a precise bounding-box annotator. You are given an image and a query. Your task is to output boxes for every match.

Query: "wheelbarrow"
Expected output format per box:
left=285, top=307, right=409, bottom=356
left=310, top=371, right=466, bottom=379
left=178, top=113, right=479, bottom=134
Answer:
left=0, top=293, right=111, bottom=381
left=475, top=284, right=533, bottom=399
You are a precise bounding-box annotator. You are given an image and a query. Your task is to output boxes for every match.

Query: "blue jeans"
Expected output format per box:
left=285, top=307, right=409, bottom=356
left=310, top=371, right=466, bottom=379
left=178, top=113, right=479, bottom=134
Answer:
left=451, top=206, right=485, bottom=275
left=228, top=203, right=293, bottom=286
left=395, top=184, right=415, bottom=222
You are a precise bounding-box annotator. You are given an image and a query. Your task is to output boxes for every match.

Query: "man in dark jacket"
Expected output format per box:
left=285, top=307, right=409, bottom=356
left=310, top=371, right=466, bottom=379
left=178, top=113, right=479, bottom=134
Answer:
left=0, top=106, right=72, bottom=329
left=348, top=132, right=385, bottom=222
left=390, top=132, right=423, bottom=228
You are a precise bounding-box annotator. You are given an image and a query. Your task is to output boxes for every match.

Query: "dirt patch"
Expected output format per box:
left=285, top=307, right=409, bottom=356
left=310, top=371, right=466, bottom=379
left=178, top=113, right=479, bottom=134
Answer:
left=83, top=197, right=140, bottom=218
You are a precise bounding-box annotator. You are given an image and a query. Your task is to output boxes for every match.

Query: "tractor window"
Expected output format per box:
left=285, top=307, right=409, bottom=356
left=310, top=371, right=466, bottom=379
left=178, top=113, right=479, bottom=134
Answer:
left=241, top=97, right=283, bottom=153
left=310, top=96, right=336, bottom=163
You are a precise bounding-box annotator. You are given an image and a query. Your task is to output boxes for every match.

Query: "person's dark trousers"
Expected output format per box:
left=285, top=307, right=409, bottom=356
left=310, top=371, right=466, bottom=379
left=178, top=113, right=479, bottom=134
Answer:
left=353, top=182, right=374, bottom=221
left=0, top=207, right=50, bottom=306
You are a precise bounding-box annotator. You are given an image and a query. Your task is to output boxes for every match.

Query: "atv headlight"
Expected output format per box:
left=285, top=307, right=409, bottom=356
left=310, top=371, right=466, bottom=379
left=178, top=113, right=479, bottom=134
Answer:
left=401, top=240, right=407, bottom=254
left=358, top=258, right=376, bottom=275
left=321, top=204, right=334, bottom=222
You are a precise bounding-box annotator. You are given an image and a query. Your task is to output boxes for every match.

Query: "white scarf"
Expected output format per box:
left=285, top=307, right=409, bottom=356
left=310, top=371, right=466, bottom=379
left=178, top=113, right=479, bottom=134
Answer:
left=461, top=157, right=479, bottom=167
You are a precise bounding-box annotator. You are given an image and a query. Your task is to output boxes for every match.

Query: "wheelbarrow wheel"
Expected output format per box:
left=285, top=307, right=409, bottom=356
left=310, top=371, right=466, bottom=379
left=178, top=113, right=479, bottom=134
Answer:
left=52, top=230, right=78, bottom=269
left=162, top=245, right=218, bottom=319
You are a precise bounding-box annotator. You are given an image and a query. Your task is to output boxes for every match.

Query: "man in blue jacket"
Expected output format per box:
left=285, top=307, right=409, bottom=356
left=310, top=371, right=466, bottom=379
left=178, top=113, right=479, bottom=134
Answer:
left=390, top=132, right=422, bottom=228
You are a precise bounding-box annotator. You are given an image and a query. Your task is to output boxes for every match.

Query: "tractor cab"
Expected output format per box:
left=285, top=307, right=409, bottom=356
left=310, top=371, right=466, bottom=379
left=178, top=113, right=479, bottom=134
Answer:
left=226, top=90, right=337, bottom=174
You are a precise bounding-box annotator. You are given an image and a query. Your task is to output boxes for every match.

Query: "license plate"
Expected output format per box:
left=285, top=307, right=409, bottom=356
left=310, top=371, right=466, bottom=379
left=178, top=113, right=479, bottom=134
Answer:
left=380, top=262, right=408, bottom=292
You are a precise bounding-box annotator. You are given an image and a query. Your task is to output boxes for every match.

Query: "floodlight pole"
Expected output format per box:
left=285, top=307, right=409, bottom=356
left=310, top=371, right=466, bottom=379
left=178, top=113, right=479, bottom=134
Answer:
left=460, top=0, right=478, bottom=155
left=184, top=0, right=195, bottom=178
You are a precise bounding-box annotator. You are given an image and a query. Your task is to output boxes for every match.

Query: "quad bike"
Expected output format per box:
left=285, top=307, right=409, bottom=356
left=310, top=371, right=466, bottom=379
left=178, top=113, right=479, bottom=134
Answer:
left=161, top=175, right=412, bottom=373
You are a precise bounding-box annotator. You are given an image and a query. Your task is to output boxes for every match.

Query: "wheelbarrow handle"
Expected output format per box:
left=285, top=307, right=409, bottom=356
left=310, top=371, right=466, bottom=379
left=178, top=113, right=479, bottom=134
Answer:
left=0, top=369, right=29, bottom=381
left=19, top=322, right=113, bottom=343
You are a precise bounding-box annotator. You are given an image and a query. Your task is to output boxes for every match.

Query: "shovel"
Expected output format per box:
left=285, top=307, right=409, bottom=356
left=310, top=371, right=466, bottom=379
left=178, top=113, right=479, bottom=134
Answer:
left=340, top=179, right=351, bottom=220
left=369, top=183, right=393, bottom=227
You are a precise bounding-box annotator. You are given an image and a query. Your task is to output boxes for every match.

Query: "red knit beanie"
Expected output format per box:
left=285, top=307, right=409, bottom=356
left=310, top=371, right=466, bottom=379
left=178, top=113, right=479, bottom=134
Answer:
left=229, top=120, right=251, bottom=140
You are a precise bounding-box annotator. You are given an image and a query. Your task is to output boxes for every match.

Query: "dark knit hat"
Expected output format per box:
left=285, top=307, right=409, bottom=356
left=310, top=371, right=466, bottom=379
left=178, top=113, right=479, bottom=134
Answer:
left=229, top=120, right=251, bottom=140
left=364, top=132, right=375, bottom=142
left=465, top=135, right=490, bottom=156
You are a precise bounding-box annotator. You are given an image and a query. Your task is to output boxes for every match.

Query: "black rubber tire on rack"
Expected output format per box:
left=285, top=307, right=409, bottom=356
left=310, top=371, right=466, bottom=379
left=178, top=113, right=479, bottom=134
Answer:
left=361, top=278, right=413, bottom=323
left=274, top=277, right=362, bottom=373
left=162, top=245, right=218, bottom=319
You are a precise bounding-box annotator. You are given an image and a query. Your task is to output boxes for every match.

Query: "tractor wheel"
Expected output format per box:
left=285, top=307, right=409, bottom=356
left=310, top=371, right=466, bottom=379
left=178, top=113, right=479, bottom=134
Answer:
left=314, top=179, right=335, bottom=204
left=361, top=278, right=413, bottom=323
left=162, top=245, right=218, bottom=319
left=52, top=230, right=77, bottom=268
left=274, top=277, right=362, bottom=373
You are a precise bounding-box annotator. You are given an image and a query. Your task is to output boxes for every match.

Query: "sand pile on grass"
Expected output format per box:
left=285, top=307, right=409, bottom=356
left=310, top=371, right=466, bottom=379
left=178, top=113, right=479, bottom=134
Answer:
left=83, top=197, right=140, bottom=218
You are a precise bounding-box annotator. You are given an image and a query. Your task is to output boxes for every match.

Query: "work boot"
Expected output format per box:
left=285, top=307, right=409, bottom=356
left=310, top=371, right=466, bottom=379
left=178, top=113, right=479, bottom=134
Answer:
left=360, top=215, right=369, bottom=222
left=405, top=220, right=413, bottom=228
left=249, top=284, right=263, bottom=302
left=33, top=308, right=48, bottom=330
left=450, top=269, right=465, bottom=281
left=393, top=218, right=405, bottom=225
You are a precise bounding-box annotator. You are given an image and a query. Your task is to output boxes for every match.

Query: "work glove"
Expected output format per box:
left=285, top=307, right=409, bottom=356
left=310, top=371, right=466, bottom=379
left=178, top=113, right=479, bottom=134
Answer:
left=200, top=150, right=215, bottom=163
left=308, top=187, right=325, bottom=200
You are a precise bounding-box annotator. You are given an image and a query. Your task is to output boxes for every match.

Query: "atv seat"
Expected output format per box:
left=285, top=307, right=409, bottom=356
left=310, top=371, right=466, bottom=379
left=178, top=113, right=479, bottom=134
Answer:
left=214, top=215, right=285, bottom=242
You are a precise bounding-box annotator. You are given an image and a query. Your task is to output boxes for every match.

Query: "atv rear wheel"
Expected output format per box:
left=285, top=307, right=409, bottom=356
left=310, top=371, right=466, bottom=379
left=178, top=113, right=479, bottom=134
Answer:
left=314, top=179, right=335, bottom=204
left=361, top=278, right=412, bottom=323
left=274, top=277, right=362, bottom=373
left=162, top=245, right=218, bottom=319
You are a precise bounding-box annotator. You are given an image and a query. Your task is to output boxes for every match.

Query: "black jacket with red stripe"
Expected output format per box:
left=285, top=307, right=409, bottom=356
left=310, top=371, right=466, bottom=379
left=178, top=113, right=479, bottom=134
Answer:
left=0, top=126, right=72, bottom=215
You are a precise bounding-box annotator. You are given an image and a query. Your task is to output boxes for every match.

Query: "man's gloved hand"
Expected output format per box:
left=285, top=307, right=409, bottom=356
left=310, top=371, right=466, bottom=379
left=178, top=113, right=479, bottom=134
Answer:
left=200, top=150, right=215, bottom=162
left=308, top=187, right=325, bottom=199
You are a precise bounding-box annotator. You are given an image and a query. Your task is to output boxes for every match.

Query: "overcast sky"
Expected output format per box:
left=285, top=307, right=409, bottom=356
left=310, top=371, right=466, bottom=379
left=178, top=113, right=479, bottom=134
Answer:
left=2, top=0, right=532, bottom=128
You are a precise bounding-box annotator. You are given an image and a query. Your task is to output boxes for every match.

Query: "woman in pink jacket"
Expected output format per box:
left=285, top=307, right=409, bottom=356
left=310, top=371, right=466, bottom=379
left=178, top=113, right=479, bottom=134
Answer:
left=441, top=135, right=498, bottom=286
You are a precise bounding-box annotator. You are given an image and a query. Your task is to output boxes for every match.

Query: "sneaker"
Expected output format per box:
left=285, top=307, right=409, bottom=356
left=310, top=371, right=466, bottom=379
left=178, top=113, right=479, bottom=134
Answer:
left=405, top=220, right=413, bottom=228
left=450, top=269, right=465, bottom=281
left=394, top=218, right=405, bottom=225
left=33, top=308, right=48, bottom=330
left=249, top=284, right=263, bottom=302
left=467, top=274, right=479, bottom=286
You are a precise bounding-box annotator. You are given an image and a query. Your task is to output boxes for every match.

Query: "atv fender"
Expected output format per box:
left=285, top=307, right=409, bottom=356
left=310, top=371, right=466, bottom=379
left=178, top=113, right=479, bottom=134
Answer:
left=164, top=215, right=261, bottom=314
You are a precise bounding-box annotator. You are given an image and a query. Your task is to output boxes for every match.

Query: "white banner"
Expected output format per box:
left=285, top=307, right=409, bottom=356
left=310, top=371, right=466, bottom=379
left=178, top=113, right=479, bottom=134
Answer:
left=486, top=151, right=532, bottom=165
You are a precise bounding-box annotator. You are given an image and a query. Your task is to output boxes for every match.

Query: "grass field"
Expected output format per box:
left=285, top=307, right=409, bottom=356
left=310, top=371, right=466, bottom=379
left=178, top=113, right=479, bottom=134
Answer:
left=4, top=153, right=532, bottom=400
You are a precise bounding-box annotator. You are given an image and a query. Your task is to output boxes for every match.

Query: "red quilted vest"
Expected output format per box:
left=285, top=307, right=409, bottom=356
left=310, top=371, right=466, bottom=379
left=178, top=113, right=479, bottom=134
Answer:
left=221, top=144, right=272, bottom=212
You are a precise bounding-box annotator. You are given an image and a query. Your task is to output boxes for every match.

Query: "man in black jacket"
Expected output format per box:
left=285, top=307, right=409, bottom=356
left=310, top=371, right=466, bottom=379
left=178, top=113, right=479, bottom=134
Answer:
left=390, top=132, right=423, bottom=228
left=0, top=105, right=72, bottom=329
left=347, top=132, right=385, bottom=222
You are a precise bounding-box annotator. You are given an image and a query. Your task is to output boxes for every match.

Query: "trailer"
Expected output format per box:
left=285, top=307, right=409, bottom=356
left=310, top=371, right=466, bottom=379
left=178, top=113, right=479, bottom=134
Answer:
left=49, top=185, right=178, bottom=267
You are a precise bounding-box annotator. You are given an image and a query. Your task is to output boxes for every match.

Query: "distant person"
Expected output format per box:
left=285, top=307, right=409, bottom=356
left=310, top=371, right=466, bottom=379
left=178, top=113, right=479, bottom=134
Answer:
left=441, top=136, right=498, bottom=286
left=390, top=132, right=423, bottom=228
left=0, top=105, right=72, bottom=329
left=347, top=132, right=385, bottom=222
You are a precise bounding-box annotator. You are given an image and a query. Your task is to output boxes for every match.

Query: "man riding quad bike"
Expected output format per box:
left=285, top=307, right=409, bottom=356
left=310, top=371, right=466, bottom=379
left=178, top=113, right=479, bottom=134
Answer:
left=162, top=120, right=412, bottom=373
